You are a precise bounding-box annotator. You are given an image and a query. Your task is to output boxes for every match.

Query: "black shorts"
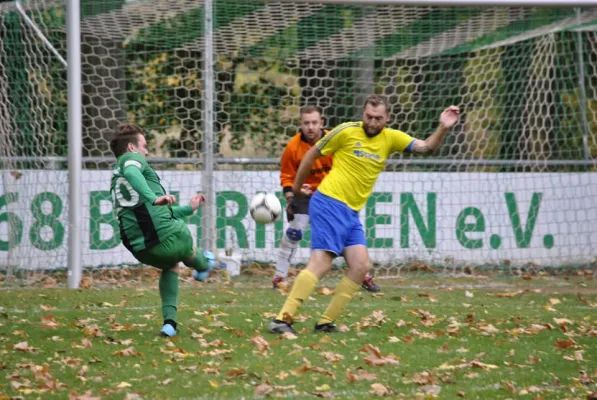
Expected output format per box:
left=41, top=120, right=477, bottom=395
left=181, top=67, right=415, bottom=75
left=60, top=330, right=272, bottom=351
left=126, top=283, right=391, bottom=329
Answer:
left=293, top=196, right=310, bottom=215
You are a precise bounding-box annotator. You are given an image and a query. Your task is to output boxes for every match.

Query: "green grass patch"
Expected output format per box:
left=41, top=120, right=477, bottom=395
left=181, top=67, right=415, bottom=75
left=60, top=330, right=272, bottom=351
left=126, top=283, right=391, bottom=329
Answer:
left=1, top=277, right=596, bottom=399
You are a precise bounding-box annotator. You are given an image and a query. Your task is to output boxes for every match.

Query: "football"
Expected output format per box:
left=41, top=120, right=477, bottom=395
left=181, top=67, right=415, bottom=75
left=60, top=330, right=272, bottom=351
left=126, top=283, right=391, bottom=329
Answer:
left=249, top=192, right=282, bottom=224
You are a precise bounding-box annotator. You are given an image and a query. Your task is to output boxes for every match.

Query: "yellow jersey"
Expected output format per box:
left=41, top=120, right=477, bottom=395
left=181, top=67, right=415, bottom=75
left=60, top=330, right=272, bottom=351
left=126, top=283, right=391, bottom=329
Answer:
left=315, top=121, right=415, bottom=211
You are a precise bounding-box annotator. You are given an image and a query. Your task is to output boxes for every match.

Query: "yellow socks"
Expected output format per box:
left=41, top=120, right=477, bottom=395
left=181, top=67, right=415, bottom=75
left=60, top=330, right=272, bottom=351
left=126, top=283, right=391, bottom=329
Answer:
left=276, top=269, right=319, bottom=322
left=317, top=276, right=361, bottom=325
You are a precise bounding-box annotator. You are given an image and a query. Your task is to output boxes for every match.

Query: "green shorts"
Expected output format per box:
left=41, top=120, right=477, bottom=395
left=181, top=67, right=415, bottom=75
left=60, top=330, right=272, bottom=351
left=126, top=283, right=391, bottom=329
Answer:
left=132, top=226, right=194, bottom=270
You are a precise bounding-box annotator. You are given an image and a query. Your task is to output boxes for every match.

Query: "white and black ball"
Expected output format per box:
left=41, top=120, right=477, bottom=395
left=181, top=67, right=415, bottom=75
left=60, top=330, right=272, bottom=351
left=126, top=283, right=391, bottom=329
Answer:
left=249, top=192, right=282, bottom=224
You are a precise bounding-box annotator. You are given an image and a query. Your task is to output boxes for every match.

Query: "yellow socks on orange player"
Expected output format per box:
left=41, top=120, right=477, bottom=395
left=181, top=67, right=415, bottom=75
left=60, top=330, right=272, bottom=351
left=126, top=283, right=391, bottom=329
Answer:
left=276, top=269, right=319, bottom=322
left=317, top=275, right=361, bottom=325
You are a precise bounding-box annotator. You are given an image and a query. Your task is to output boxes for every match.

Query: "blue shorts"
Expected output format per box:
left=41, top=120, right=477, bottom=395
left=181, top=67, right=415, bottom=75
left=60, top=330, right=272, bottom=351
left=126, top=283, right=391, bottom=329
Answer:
left=309, top=191, right=366, bottom=256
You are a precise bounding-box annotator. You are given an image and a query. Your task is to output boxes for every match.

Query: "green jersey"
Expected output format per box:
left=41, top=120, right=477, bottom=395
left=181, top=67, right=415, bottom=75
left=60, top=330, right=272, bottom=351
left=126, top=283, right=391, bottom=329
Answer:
left=110, top=152, right=194, bottom=253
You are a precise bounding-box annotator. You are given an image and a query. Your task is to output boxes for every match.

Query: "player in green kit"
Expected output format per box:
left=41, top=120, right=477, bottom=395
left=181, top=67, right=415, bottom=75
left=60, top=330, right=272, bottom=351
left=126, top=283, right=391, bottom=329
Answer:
left=110, top=124, right=215, bottom=337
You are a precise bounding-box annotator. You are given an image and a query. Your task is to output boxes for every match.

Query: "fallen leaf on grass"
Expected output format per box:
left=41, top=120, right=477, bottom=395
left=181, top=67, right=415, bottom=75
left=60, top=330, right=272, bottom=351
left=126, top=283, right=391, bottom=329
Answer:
left=277, top=371, right=289, bottom=380
left=403, top=335, right=415, bottom=345
left=360, top=344, right=399, bottom=366
left=322, top=352, right=344, bottom=363
left=491, top=290, right=524, bottom=298
left=555, top=339, right=576, bottom=349
left=13, top=341, right=36, bottom=353
left=282, top=332, right=298, bottom=340
left=68, top=390, right=101, bottom=400
left=418, top=292, right=438, bottom=302
left=479, top=324, right=500, bottom=335
left=370, top=383, right=392, bottom=396
left=504, top=381, right=516, bottom=393
left=41, top=315, right=60, bottom=329
left=317, top=287, right=335, bottom=296
left=346, top=369, right=377, bottom=382
left=113, top=347, right=141, bottom=357
left=294, top=358, right=335, bottom=377
left=82, top=325, right=104, bottom=337
left=116, top=382, right=132, bottom=389
left=471, top=361, right=498, bottom=370
left=553, top=318, right=572, bottom=325
left=410, top=371, right=436, bottom=385
left=439, top=360, right=498, bottom=371
left=226, top=368, right=247, bottom=378
left=577, top=293, right=597, bottom=307
left=526, top=355, right=541, bottom=364
left=250, top=335, right=270, bottom=355
left=419, top=385, right=442, bottom=396
left=254, top=383, right=273, bottom=396
left=312, top=391, right=335, bottom=398
left=563, top=351, right=584, bottom=361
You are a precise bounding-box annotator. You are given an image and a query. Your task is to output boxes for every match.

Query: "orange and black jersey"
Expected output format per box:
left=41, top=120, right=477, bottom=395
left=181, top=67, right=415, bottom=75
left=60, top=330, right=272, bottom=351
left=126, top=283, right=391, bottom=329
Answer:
left=280, top=130, right=333, bottom=194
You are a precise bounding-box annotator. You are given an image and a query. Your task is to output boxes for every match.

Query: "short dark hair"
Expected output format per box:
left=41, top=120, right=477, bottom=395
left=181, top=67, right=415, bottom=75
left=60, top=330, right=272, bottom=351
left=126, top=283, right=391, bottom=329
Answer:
left=110, top=124, right=144, bottom=158
left=300, top=104, right=322, bottom=117
left=363, top=95, right=389, bottom=112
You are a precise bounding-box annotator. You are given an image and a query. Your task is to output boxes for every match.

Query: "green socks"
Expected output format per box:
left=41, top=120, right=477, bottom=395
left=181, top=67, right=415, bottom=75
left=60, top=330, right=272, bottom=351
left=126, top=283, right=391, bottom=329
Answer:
left=159, top=269, right=179, bottom=321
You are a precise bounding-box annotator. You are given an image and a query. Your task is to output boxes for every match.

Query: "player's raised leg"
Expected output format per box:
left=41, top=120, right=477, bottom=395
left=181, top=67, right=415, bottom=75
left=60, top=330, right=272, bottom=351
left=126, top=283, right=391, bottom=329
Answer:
left=184, top=248, right=217, bottom=282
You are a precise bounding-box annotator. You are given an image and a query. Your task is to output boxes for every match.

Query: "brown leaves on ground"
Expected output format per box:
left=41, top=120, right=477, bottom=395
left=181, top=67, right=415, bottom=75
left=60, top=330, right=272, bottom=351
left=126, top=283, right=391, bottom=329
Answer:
left=418, top=292, right=438, bottom=302
left=554, top=339, right=576, bottom=350
left=563, top=351, right=584, bottom=361
left=439, top=359, right=498, bottom=371
left=13, top=341, right=37, bottom=353
left=68, top=390, right=101, bottom=400
left=71, top=338, right=93, bottom=349
left=294, top=358, right=335, bottom=378
left=41, top=315, right=60, bottom=329
left=250, top=334, right=270, bottom=355
left=254, top=383, right=273, bottom=397
left=112, top=347, right=141, bottom=357
left=355, top=310, right=389, bottom=329
left=491, top=290, right=525, bottom=298
left=370, top=383, right=393, bottom=396
left=360, top=344, right=399, bottom=366
left=321, top=351, right=344, bottom=364
left=317, top=287, right=335, bottom=296
left=82, top=325, right=105, bottom=337
left=226, top=368, right=247, bottom=378
left=577, top=293, right=597, bottom=307
left=407, top=371, right=437, bottom=385
left=345, top=368, right=378, bottom=382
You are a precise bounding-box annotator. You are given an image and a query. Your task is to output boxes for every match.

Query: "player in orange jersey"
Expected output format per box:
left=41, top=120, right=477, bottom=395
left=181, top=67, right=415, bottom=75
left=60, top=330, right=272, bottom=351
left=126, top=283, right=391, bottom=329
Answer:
left=274, top=105, right=380, bottom=293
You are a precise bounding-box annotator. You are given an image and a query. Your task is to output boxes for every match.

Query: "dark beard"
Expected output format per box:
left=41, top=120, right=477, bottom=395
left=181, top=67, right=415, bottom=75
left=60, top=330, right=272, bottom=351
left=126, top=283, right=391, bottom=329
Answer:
left=363, top=126, right=382, bottom=138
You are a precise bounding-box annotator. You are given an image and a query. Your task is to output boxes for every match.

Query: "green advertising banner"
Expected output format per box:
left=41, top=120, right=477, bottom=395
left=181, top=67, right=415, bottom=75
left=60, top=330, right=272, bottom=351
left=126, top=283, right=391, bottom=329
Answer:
left=1, top=171, right=594, bottom=270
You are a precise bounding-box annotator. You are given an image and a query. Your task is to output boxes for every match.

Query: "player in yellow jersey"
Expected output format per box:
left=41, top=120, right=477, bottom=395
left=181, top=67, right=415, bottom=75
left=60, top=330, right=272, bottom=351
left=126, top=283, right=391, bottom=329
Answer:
left=268, top=95, right=460, bottom=334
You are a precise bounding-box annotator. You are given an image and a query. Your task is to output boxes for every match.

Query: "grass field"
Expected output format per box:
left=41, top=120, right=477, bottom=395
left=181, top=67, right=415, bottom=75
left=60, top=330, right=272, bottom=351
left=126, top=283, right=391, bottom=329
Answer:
left=1, top=273, right=596, bottom=399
